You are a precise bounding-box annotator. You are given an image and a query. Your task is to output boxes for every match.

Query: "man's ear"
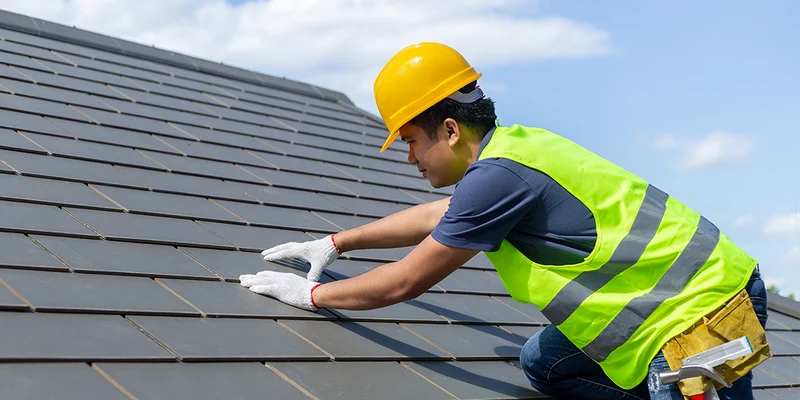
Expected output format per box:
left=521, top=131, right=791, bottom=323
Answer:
left=444, top=118, right=460, bottom=148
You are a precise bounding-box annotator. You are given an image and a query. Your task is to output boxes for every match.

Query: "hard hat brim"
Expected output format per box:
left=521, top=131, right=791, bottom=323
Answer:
left=380, top=129, right=400, bottom=153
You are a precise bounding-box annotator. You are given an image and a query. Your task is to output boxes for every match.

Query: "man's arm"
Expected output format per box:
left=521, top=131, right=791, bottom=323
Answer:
left=334, top=196, right=451, bottom=252
left=241, top=235, right=478, bottom=311
left=312, top=235, right=478, bottom=309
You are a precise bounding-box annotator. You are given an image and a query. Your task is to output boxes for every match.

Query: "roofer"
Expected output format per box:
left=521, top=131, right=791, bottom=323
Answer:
left=240, top=42, right=770, bottom=399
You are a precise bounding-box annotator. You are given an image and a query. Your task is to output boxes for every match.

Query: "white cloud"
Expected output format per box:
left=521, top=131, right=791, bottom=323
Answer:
left=2, top=0, right=612, bottom=112
left=764, top=213, right=800, bottom=235
left=653, top=131, right=754, bottom=170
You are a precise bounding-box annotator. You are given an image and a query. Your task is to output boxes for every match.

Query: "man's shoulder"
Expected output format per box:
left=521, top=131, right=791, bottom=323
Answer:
left=465, top=157, right=553, bottom=187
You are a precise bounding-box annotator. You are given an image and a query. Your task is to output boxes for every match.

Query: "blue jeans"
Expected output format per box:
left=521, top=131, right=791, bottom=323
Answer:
left=520, top=268, right=768, bottom=400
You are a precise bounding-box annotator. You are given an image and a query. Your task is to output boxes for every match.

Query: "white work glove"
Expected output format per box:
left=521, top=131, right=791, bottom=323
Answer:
left=261, top=234, right=341, bottom=282
left=239, top=271, right=322, bottom=311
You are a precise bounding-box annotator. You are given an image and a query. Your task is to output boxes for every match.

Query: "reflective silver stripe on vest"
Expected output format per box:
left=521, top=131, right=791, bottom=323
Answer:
left=581, top=216, right=721, bottom=361
left=541, top=185, right=669, bottom=326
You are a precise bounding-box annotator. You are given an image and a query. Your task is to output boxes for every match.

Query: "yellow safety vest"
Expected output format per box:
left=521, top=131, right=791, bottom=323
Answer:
left=480, top=125, right=758, bottom=389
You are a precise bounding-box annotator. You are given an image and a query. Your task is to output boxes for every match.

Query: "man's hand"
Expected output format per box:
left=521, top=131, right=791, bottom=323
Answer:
left=261, top=235, right=340, bottom=282
left=239, top=271, right=322, bottom=311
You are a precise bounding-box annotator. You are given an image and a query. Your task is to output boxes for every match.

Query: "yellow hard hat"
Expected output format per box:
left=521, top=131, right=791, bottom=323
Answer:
left=374, top=42, right=482, bottom=152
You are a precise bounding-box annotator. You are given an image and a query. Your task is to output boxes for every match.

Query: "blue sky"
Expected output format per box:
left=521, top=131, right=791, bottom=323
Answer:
left=10, top=0, right=799, bottom=296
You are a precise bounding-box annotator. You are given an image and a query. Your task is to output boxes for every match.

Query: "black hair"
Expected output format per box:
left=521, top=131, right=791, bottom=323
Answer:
left=409, top=80, right=496, bottom=140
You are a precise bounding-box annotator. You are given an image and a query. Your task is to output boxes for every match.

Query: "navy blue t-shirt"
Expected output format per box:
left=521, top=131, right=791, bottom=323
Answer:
left=431, top=128, right=597, bottom=265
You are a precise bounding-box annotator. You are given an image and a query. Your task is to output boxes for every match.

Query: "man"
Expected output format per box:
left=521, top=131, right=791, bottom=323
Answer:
left=239, top=42, right=769, bottom=399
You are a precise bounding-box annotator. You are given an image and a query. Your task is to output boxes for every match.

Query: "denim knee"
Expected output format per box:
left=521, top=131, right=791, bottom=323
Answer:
left=520, top=334, right=548, bottom=383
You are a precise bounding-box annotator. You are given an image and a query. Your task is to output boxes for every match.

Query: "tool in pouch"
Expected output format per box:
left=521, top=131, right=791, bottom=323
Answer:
left=659, top=289, right=772, bottom=399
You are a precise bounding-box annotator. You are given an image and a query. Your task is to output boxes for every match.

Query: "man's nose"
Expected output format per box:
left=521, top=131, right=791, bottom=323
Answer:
left=407, top=147, right=417, bottom=165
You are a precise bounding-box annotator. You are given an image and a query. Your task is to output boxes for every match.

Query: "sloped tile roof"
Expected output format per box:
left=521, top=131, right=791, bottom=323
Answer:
left=0, top=9, right=797, bottom=399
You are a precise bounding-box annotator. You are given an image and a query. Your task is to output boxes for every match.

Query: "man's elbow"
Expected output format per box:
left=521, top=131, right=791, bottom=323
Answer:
left=390, top=278, right=428, bottom=303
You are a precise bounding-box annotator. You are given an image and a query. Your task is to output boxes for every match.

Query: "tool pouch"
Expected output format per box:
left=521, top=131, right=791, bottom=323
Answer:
left=661, top=289, right=772, bottom=398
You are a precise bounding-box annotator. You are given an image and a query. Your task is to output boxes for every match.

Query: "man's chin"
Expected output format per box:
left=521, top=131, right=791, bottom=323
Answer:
left=428, top=178, right=455, bottom=189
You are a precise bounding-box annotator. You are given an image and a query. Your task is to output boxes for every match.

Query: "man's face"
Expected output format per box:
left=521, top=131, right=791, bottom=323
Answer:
left=399, top=121, right=462, bottom=188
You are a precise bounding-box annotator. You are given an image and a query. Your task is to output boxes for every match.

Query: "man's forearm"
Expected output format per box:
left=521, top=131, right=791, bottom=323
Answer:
left=333, top=196, right=450, bottom=253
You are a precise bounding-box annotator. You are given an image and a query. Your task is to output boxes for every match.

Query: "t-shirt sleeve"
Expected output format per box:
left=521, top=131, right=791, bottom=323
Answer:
left=432, top=160, right=536, bottom=251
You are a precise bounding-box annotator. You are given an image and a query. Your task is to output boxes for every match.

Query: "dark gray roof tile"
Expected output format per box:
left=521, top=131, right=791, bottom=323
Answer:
left=32, top=235, right=218, bottom=280
left=0, top=200, right=98, bottom=238
left=0, top=363, right=128, bottom=399
left=403, top=324, right=526, bottom=360
left=91, top=184, right=245, bottom=223
left=315, top=211, right=378, bottom=231
left=415, top=293, right=539, bottom=325
left=269, top=361, right=453, bottom=400
left=493, top=296, right=549, bottom=324
left=0, top=108, right=68, bottom=136
left=500, top=325, right=545, bottom=341
left=0, top=281, right=27, bottom=311
left=0, top=76, right=116, bottom=110
left=47, top=117, right=181, bottom=153
left=72, top=106, right=187, bottom=137
left=228, top=181, right=349, bottom=213
left=65, top=208, right=234, bottom=249
left=755, top=356, right=800, bottom=387
left=0, top=173, right=119, bottom=210
left=329, top=300, right=449, bottom=324
left=0, top=311, right=175, bottom=361
left=0, top=127, right=48, bottom=153
left=116, top=166, right=257, bottom=203
left=241, top=164, right=355, bottom=195
left=281, top=320, right=450, bottom=361
left=196, top=221, right=313, bottom=252
left=13, top=66, right=130, bottom=99
left=762, top=388, right=800, bottom=399
left=126, top=77, right=216, bottom=104
left=128, top=315, right=329, bottom=361
left=97, top=97, right=208, bottom=127
left=326, top=177, right=420, bottom=204
left=0, top=49, right=55, bottom=72
left=179, top=246, right=319, bottom=282
left=405, top=361, right=548, bottom=399
left=23, top=131, right=165, bottom=169
left=155, top=135, right=266, bottom=165
left=0, top=63, right=32, bottom=80
left=767, top=332, right=800, bottom=356
left=173, top=121, right=290, bottom=148
left=0, top=232, right=66, bottom=271
left=0, top=149, right=146, bottom=188
left=0, top=39, right=67, bottom=63
left=214, top=200, right=339, bottom=233
left=435, top=268, right=509, bottom=296
left=318, top=192, right=408, bottom=218
left=767, top=311, right=800, bottom=331
left=0, top=91, right=90, bottom=121
left=95, top=362, right=308, bottom=400
left=33, top=59, right=137, bottom=89
left=156, top=278, right=334, bottom=320
left=0, top=269, right=199, bottom=316
left=139, top=150, right=264, bottom=183
left=252, top=150, right=354, bottom=180
left=343, top=246, right=415, bottom=263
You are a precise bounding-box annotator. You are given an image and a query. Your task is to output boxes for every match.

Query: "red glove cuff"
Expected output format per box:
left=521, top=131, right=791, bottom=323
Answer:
left=330, top=234, right=343, bottom=255
left=310, top=283, right=323, bottom=309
